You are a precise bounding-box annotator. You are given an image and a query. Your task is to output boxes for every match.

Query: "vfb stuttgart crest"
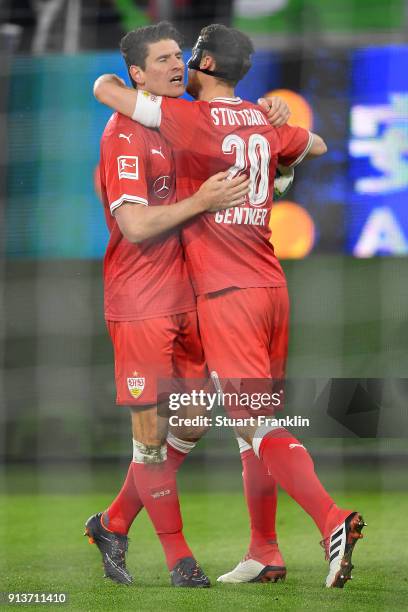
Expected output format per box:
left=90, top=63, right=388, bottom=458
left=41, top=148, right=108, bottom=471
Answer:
left=127, top=372, right=145, bottom=399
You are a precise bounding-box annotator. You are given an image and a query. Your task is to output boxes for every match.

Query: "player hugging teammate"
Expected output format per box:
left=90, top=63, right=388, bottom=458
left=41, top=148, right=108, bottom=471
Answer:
left=88, top=21, right=366, bottom=590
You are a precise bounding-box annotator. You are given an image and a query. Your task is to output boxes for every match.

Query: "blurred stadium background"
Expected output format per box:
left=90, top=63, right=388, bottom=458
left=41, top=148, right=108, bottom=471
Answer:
left=0, top=2, right=408, bottom=605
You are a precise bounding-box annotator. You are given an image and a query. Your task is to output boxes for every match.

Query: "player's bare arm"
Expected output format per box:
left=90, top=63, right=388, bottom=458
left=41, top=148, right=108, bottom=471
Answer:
left=305, top=133, right=327, bottom=157
left=93, top=74, right=291, bottom=127
left=94, top=74, right=137, bottom=118
left=115, top=171, right=250, bottom=243
left=94, top=75, right=323, bottom=159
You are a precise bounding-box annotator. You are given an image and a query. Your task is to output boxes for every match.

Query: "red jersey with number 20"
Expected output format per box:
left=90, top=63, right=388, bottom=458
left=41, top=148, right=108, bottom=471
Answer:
left=133, top=94, right=312, bottom=295
left=99, top=112, right=196, bottom=320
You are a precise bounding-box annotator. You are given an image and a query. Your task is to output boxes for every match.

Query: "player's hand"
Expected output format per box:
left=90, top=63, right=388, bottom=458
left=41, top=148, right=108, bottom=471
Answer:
left=258, top=96, right=290, bottom=127
left=195, top=171, right=250, bottom=213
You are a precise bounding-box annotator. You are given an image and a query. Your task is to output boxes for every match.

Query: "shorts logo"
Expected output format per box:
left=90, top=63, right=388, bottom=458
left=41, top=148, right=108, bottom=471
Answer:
left=127, top=372, right=145, bottom=399
left=117, top=156, right=139, bottom=180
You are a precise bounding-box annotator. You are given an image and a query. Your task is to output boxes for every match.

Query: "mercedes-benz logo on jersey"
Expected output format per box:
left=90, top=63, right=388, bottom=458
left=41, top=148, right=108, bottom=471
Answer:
left=154, top=175, right=171, bottom=199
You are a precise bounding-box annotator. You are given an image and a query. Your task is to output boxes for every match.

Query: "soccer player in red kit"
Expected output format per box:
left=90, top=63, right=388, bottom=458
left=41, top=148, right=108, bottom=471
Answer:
left=87, top=22, right=292, bottom=588
left=94, top=23, right=366, bottom=589
left=85, top=22, right=252, bottom=588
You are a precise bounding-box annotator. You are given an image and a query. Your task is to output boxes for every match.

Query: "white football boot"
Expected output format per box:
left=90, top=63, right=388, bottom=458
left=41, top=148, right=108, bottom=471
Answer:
left=323, top=512, right=366, bottom=588
left=217, top=550, right=286, bottom=584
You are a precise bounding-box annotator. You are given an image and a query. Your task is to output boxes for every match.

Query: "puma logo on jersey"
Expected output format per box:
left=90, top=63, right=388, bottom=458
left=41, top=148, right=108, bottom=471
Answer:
left=151, top=147, right=165, bottom=159
left=289, top=443, right=305, bottom=450
left=119, top=133, right=133, bottom=143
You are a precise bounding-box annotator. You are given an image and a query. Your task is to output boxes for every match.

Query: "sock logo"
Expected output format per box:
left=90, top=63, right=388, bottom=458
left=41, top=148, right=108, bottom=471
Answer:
left=289, top=443, right=305, bottom=450
left=151, top=488, right=171, bottom=499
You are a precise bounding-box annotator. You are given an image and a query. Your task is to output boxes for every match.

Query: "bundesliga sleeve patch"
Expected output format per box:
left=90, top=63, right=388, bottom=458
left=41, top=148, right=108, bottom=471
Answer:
left=117, top=156, right=139, bottom=180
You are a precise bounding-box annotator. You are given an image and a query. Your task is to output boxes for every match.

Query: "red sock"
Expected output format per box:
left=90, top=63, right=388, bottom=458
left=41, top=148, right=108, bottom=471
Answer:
left=103, top=443, right=188, bottom=536
left=241, top=449, right=284, bottom=566
left=131, top=458, right=192, bottom=570
left=103, top=463, right=143, bottom=535
left=166, top=443, right=188, bottom=472
left=258, top=429, right=350, bottom=537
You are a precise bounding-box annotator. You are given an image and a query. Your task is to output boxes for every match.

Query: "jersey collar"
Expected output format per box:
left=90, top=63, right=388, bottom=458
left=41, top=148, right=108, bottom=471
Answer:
left=209, top=96, right=243, bottom=105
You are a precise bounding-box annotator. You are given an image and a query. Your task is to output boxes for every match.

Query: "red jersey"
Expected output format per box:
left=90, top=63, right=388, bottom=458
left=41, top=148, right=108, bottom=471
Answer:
left=99, top=112, right=196, bottom=320
left=133, top=94, right=312, bottom=295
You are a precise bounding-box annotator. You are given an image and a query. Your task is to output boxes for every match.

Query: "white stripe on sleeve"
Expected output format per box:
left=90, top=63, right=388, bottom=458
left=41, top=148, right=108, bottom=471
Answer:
left=110, top=194, right=148, bottom=215
left=289, top=131, right=314, bottom=168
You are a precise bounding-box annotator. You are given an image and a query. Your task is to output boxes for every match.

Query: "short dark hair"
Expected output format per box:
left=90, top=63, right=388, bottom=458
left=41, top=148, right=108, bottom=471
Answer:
left=120, top=21, right=183, bottom=86
left=198, top=24, right=254, bottom=86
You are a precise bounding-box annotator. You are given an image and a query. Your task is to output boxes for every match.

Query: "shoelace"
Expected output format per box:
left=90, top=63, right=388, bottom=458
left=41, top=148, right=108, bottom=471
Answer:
left=192, top=563, right=201, bottom=577
left=177, top=561, right=202, bottom=579
left=110, top=536, right=129, bottom=563
left=176, top=566, right=189, bottom=579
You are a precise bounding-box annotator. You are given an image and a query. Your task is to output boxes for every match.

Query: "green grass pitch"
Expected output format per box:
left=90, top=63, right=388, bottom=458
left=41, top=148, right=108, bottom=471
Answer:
left=0, top=462, right=407, bottom=611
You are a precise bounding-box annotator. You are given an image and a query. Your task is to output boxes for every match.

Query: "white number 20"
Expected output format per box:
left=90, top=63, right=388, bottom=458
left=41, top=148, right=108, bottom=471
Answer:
left=222, top=134, right=271, bottom=207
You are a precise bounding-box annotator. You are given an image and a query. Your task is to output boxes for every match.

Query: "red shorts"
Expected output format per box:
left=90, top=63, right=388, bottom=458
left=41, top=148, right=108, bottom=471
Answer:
left=197, top=286, right=289, bottom=416
left=107, top=311, right=207, bottom=406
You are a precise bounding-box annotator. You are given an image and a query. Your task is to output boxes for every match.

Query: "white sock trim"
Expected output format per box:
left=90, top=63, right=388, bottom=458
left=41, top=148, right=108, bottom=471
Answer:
left=167, top=431, right=196, bottom=454
left=252, top=424, right=282, bottom=458
left=236, top=436, right=252, bottom=453
left=132, top=438, right=167, bottom=464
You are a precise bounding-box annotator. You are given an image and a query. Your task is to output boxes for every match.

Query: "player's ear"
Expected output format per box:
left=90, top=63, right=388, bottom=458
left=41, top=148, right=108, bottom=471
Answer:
left=129, top=65, right=145, bottom=87
left=201, top=54, right=215, bottom=71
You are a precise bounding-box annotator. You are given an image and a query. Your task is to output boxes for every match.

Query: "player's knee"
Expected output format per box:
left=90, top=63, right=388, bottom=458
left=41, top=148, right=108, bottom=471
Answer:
left=169, top=421, right=210, bottom=443
left=234, top=426, right=253, bottom=447
left=186, top=422, right=211, bottom=442
left=132, top=438, right=167, bottom=464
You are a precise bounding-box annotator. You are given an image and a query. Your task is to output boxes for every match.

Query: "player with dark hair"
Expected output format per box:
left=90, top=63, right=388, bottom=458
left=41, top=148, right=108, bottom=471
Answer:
left=187, top=23, right=254, bottom=88
left=94, top=22, right=366, bottom=589
left=120, top=21, right=183, bottom=83
left=87, top=21, right=291, bottom=588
